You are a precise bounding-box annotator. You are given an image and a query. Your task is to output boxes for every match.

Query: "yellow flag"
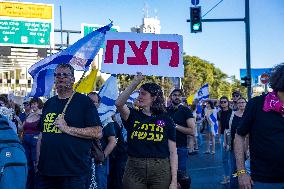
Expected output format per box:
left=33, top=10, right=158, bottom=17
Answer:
left=187, top=94, right=195, bottom=105
left=73, top=68, right=98, bottom=94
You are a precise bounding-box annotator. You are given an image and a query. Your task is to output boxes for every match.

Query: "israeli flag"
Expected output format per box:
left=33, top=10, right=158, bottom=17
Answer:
left=28, top=23, right=113, bottom=97
left=98, top=75, right=119, bottom=126
left=209, top=113, right=218, bottom=135
left=194, top=83, right=209, bottom=101
left=127, top=91, right=139, bottom=104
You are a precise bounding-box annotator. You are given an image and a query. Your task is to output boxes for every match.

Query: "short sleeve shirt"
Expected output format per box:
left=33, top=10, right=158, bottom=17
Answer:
left=38, top=93, right=102, bottom=176
left=167, top=105, right=194, bottom=148
left=237, top=95, right=284, bottom=182
left=101, top=122, right=116, bottom=150
left=123, top=108, right=176, bottom=158
left=217, top=109, right=232, bottom=134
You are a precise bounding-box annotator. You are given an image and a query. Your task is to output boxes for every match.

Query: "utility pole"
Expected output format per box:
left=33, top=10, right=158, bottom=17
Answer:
left=244, top=0, right=251, bottom=99
left=187, top=0, right=252, bottom=99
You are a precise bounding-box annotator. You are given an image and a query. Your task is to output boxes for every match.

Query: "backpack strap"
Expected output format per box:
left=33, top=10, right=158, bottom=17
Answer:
left=228, top=111, right=235, bottom=130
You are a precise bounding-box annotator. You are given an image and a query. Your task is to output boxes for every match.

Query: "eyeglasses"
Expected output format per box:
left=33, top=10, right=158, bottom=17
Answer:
left=237, top=101, right=246, bottom=104
left=220, top=101, right=227, bottom=104
left=54, top=72, right=72, bottom=78
left=233, top=94, right=240, bottom=98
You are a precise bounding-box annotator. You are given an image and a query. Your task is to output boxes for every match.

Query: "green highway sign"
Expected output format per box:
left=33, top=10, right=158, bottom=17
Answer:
left=0, top=19, right=53, bottom=47
left=82, top=24, right=119, bottom=37
left=81, top=24, right=119, bottom=49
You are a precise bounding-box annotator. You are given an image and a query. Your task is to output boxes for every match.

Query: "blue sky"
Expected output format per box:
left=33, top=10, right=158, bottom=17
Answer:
left=29, top=0, right=284, bottom=79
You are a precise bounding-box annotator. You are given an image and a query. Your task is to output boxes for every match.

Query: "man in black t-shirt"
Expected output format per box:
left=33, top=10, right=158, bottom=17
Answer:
left=36, top=64, right=102, bottom=189
left=167, top=89, right=195, bottom=181
left=235, top=63, right=284, bottom=189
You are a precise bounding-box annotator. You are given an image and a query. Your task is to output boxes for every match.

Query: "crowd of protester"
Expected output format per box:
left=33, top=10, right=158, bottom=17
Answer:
left=2, top=63, right=284, bottom=189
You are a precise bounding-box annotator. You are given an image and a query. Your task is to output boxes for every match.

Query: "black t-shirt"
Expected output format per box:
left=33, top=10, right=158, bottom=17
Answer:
left=167, top=105, right=193, bottom=148
left=111, top=122, right=128, bottom=158
left=123, top=108, right=176, bottom=158
left=237, top=95, right=284, bottom=182
left=101, top=122, right=116, bottom=150
left=217, top=109, right=232, bottom=134
left=38, top=93, right=102, bottom=176
left=230, top=114, right=242, bottom=151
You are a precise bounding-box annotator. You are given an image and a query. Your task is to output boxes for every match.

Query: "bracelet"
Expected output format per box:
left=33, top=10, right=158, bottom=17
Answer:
left=232, top=169, right=247, bottom=177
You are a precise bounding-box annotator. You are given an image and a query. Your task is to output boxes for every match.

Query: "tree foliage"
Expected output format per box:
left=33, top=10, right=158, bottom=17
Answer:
left=117, top=74, right=173, bottom=97
left=182, top=55, right=247, bottom=99
left=115, top=54, right=246, bottom=100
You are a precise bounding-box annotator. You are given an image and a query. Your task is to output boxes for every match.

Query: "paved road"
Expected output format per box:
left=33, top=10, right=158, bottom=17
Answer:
left=187, top=137, right=231, bottom=189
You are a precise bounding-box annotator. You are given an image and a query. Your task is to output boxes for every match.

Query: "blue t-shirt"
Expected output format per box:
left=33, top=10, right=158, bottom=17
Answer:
left=123, top=108, right=176, bottom=158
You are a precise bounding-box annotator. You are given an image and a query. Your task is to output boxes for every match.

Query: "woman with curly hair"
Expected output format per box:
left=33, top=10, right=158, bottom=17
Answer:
left=115, top=73, right=177, bottom=189
left=235, top=63, right=284, bottom=189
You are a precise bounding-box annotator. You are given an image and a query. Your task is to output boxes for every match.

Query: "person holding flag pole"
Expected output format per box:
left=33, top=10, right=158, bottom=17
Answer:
left=31, top=23, right=113, bottom=189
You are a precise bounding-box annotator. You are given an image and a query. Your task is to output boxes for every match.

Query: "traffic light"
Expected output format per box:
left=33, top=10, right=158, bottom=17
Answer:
left=190, top=6, right=202, bottom=33
left=241, top=76, right=251, bottom=87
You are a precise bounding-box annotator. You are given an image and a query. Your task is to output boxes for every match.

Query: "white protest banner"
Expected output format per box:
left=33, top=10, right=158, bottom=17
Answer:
left=101, top=32, right=184, bottom=77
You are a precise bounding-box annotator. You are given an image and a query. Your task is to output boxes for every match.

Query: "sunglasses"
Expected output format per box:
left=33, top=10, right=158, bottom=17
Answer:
left=54, top=72, right=72, bottom=78
left=220, top=101, right=227, bottom=104
left=233, top=94, right=240, bottom=97
left=237, top=101, right=246, bottom=104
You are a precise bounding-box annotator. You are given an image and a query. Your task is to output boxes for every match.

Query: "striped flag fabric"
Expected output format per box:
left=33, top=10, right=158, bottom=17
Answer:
left=194, top=83, right=209, bottom=102
left=28, top=23, right=113, bottom=97
left=127, top=91, right=139, bottom=103
left=97, top=75, right=119, bottom=126
left=209, top=113, right=218, bottom=135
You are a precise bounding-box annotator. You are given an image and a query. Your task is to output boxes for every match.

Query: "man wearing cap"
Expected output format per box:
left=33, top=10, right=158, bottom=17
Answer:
left=231, top=91, right=241, bottom=111
left=167, top=89, right=195, bottom=187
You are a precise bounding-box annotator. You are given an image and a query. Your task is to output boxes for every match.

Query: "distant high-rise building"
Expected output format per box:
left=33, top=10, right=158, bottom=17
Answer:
left=131, top=4, right=161, bottom=34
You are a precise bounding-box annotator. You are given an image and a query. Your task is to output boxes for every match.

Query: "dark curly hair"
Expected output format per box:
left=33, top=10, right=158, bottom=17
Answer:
left=269, top=63, right=284, bottom=92
left=140, top=83, right=166, bottom=115
left=207, top=100, right=214, bottom=109
left=30, top=97, right=44, bottom=109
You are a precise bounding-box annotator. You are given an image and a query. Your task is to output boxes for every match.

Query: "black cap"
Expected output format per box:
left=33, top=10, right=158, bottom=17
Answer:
left=170, top=88, right=184, bottom=96
left=232, top=90, right=241, bottom=96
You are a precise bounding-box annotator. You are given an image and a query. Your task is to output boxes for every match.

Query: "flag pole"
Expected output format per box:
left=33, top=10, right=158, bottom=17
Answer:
left=60, top=5, right=63, bottom=49
left=61, top=70, right=88, bottom=116
left=60, top=20, right=113, bottom=116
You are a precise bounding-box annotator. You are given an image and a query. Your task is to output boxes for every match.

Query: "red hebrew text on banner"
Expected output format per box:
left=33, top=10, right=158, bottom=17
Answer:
left=101, top=32, right=183, bottom=77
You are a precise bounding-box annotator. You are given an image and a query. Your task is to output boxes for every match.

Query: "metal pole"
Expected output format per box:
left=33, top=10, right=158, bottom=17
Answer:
left=60, top=6, right=63, bottom=48
left=186, top=0, right=252, bottom=99
left=264, top=84, right=268, bottom=93
left=67, top=32, right=70, bottom=47
left=187, top=18, right=245, bottom=22
left=245, top=0, right=252, bottom=99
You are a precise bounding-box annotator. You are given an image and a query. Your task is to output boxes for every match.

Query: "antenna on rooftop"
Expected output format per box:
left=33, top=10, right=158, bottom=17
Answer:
left=143, top=3, right=149, bottom=18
